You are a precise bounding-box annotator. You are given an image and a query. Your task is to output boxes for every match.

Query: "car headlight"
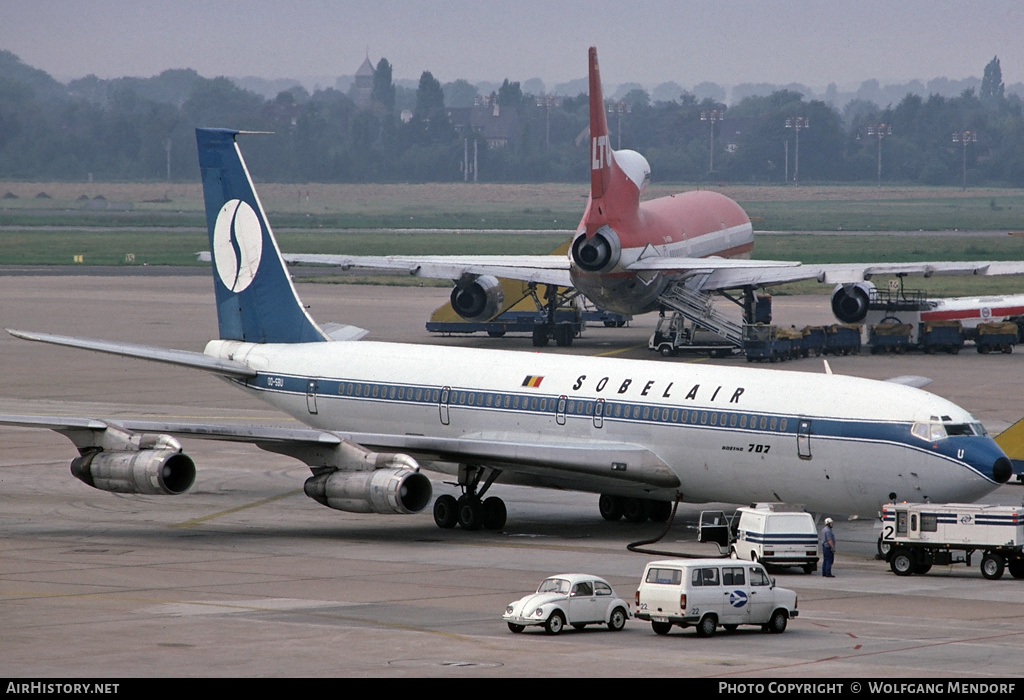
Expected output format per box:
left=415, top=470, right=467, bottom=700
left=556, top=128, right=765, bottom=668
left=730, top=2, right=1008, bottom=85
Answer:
left=506, top=605, right=514, bottom=614
left=532, top=608, right=544, bottom=617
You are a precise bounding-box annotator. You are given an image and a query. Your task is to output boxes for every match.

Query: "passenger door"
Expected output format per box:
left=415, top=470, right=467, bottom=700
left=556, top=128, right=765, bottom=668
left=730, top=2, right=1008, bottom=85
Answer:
left=720, top=566, right=751, bottom=625
left=797, top=418, right=812, bottom=459
left=746, top=565, right=775, bottom=622
left=568, top=581, right=603, bottom=623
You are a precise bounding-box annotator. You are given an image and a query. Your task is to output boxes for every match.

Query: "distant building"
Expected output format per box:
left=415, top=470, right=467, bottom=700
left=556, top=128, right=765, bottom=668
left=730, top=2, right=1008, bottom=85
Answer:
left=447, top=101, right=520, bottom=148
left=350, top=56, right=375, bottom=107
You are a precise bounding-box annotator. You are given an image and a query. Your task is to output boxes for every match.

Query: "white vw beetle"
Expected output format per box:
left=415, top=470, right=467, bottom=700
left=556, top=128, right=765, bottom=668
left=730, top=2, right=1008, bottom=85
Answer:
left=503, top=573, right=630, bottom=634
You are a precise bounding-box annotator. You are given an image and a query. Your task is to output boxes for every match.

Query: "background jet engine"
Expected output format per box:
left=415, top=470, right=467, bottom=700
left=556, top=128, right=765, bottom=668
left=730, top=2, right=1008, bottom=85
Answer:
left=831, top=282, right=876, bottom=323
left=449, top=275, right=505, bottom=322
left=573, top=227, right=618, bottom=276
left=571, top=225, right=621, bottom=273
left=70, top=448, right=196, bottom=495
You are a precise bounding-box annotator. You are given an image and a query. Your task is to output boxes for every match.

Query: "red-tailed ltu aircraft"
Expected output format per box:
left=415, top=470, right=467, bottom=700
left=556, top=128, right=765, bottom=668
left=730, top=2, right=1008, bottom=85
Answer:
left=284, top=47, right=1024, bottom=347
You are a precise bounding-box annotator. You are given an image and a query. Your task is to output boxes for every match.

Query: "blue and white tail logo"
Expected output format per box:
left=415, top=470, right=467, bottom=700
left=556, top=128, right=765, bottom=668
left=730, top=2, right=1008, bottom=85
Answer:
left=196, top=128, right=327, bottom=344
left=213, top=199, right=263, bottom=293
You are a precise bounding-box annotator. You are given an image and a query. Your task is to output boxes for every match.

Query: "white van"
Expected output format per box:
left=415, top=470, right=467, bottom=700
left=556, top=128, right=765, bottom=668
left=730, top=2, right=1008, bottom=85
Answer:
left=701, top=503, right=819, bottom=574
left=634, top=558, right=798, bottom=637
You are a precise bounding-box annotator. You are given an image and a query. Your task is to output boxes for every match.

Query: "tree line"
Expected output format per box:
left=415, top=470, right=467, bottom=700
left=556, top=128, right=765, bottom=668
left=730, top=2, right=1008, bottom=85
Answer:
left=1, top=51, right=1021, bottom=187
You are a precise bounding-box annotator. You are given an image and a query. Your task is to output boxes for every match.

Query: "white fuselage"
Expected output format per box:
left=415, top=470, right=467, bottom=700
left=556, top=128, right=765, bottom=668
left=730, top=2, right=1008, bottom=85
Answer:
left=206, top=339, right=1006, bottom=516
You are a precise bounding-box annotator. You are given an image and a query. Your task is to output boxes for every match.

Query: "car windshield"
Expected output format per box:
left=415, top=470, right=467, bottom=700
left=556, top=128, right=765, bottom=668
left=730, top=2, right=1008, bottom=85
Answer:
left=537, top=578, right=570, bottom=594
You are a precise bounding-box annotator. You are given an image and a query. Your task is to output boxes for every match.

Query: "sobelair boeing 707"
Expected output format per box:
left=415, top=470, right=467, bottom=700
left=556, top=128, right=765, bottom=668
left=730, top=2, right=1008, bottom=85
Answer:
left=0, top=128, right=1013, bottom=530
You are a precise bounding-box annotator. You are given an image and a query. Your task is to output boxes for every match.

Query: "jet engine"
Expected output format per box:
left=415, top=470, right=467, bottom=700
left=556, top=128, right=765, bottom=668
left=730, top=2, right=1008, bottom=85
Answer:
left=831, top=282, right=876, bottom=323
left=70, top=448, right=196, bottom=495
left=571, top=225, right=621, bottom=273
left=304, top=466, right=433, bottom=515
left=450, top=275, right=505, bottom=322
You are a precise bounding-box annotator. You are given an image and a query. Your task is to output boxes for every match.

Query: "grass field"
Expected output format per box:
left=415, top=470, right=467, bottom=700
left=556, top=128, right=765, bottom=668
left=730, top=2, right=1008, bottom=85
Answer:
left=3, top=180, right=1024, bottom=296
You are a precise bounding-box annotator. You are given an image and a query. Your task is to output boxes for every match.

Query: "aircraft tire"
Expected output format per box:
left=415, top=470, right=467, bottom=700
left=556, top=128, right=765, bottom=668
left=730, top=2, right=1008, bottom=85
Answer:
left=599, top=494, right=624, bottom=521
left=554, top=324, right=573, bottom=347
left=482, top=496, right=507, bottom=530
left=457, top=495, right=483, bottom=531
left=433, top=494, right=459, bottom=529
left=532, top=326, right=548, bottom=347
left=649, top=500, right=672, bottom=523
left=623, top=497, right=653, bottom=523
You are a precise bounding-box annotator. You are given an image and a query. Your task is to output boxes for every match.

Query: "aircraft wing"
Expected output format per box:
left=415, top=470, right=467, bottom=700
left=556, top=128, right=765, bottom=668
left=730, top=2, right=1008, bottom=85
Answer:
left=279, top=253, right=574, bottom=288
left=697, top=260, right=1024, bottom=291
left=0, top=415, right=680, bottom=490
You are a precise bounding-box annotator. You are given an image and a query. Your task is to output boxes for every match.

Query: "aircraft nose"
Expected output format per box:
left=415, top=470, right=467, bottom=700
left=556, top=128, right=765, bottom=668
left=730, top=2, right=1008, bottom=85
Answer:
left=992, top=456, right=1013, bottom=484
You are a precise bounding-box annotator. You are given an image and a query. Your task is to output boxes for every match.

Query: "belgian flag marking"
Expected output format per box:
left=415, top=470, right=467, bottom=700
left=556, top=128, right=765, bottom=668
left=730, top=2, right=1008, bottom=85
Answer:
left=522, top=375, right=544, bottom=388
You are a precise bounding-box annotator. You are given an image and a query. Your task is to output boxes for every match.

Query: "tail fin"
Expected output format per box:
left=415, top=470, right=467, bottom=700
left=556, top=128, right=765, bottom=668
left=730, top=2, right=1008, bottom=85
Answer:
left=196, top=128, right=327, bottom=344
left=588, top=46, right=613, bottom=201
left=583, top=47, right=645, bottom=237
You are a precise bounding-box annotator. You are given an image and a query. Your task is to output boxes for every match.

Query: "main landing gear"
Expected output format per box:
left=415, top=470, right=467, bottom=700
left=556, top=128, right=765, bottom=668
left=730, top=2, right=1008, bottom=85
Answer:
left=433, top=465, right=507, bottom=531
left=598, top=494, right=673, bottom=523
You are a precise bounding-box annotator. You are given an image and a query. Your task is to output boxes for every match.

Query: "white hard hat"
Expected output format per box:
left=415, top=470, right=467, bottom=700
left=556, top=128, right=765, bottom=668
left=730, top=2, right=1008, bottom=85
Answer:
left=825, top=517, right=833, bottom=525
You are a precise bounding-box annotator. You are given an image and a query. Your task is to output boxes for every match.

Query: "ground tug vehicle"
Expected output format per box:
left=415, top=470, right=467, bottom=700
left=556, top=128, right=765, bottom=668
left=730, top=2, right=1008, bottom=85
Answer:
left=881, top=502, right=1024, bottom=580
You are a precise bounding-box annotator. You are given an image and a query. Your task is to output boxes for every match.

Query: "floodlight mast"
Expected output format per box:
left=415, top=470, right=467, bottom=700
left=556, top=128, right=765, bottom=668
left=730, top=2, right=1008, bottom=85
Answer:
left=867, top=123, right=892, bottom=188
left=952, top=130, right=977, bottom=191
left=785, top=117, right=810, bottom=185
left=701, top=109, right=724, bottom=174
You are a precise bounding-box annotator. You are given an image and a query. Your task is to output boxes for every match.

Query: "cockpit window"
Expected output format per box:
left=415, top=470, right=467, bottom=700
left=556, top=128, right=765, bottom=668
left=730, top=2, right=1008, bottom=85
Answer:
left=912, top=421, right=986, bottom=441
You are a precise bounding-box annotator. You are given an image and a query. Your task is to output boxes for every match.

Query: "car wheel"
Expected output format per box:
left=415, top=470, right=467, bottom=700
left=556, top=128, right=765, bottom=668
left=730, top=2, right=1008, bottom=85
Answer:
left=695, top=615, right=716, bottom=638
left=802, top=563, right=816, bottom=575
left=545, top=611, right=565, bottom=635
left=766, top=609, right=788, bottom=634
left=608, top=607, right=627, bottom=631
left=507, top=622, right=525, bottom=633
left=890, top=548, right=914, bottom=576
left=981, top=552, right=1005, bottom=580
left=876, top=535, right=892, bottom=559
left=433, top=494, right=458, bottom=529
left=651, top=621, right=672, bottom=636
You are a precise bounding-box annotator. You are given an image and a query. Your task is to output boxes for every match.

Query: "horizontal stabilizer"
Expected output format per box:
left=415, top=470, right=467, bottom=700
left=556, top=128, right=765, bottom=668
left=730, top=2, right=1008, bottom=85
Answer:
left=6, top=329, right=255, bottom=378
left=884, top=375, right=933, bottom=388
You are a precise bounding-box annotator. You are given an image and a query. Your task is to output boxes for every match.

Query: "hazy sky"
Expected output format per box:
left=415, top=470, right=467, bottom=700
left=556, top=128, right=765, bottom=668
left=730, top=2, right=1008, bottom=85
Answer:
left=2, top=0, right=1021, bottom=90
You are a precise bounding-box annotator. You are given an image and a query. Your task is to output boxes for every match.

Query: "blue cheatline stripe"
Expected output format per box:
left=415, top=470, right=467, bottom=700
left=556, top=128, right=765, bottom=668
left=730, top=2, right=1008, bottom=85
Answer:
left=237, top=370, right=1002, bottom=482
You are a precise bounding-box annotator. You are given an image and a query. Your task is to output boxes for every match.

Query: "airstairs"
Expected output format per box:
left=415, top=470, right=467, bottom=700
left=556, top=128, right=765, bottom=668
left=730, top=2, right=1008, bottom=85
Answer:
left=658, top=283, right=744, bottom=347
